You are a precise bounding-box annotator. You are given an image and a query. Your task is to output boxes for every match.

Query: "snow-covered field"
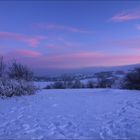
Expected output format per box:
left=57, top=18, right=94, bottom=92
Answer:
left=0, top=89, right=140, bottom=139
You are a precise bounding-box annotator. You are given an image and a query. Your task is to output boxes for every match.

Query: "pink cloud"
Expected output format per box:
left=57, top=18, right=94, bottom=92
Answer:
left=3, top=50, right=140, bottom=69
left=19, top=51, right=107, bottom=69
left=23, top=52, right=140, bottom=68
left=136, top=24, right=140, bottom=30
left=33, top=23, right=92, bottom=34
left=16, top=49, right=41, bottom=57
left=110, top=9, right=140, bottom=22
left=45, top=44, right=66, bottom=52
left=50, top=53, right=140, bottom=68
left=110, top=37, right=140, bottom=48
left=0, top=32, right=48, bottom=47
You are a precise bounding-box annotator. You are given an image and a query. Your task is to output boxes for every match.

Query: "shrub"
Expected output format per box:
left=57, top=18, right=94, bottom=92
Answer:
left=97, top=77, right=114, bottom=88
left=0, top=58, right=37, bottom=98
left=51, top=81, right=65, bottom=89
left=86, top=80, right=95, bottom=88
left=123, top=68, right=140, bottom=90
left=72, top=80, right=82, bottom=88
left=8, top=60, right=33, bottom=81
left=45, top=79, right=84, bottom=89
left=61, top=74, right=74, bottom=88
left=45, top=85, right=52, bottom=89
left=111, top=77, right=123, bottom=89
left=0, top=78, right=37, bottom=97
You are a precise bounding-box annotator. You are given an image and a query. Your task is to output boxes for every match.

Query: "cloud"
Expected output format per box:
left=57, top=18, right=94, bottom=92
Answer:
left=110, top=9, right=140, bottom=22
left=110, top=37, right=140, bottom=48
left=23, top=51, right=109, bottom=69
left=0, top=32, right=48, bottom=47
left=16, top=49, right=41, bottom=57
left=45, top=53, right=140, bottom=68
left=136, top=24, right=140, bottom=30
left=5, top=52, right=140, bottom=69
left=3, top=51, right=140, bottom=69
left=33, top=23, right=92, bottom=34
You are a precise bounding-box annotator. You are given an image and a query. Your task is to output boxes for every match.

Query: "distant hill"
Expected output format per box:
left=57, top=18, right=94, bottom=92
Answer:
left=34, top=63, right=140, bottom=76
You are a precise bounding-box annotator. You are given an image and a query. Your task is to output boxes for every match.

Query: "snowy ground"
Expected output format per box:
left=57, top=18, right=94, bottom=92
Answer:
left=34, top=81, right=54, bottom=89
left=0, top=89, right=140, bottom=139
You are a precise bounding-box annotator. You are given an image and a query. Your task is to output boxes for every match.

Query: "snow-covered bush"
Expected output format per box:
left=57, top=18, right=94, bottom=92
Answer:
left=45, top=79, right=84, bottom=89
left=0, top=78, right=37, bottom=97
left=61, top=74, right=74, bottom=88
left=111, top=78, right=124, bottom=89
left=0, top=58, right=37, bottom=98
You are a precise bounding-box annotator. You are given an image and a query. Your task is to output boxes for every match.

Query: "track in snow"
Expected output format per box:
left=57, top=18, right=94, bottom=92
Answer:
left=0, top=89, right=140, bottom=139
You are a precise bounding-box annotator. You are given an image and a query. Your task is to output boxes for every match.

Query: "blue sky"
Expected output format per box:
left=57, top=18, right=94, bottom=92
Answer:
left=0, top=1, right=140, bottom=69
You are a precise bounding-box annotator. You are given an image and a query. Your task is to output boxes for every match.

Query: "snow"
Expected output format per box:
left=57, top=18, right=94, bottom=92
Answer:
left=34, top=81, right=53, bottom=89
left=0, top=88, right=140, bottom=139
left=81, top=78, right=97, bottom=84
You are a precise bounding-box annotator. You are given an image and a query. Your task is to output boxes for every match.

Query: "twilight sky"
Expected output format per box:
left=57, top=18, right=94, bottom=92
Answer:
left=1, top=1, right=140, bottom=69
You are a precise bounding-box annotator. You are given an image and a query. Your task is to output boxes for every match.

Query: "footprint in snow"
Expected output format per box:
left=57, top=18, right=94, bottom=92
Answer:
left=52, top=104, right=58, bottom=107
left=22, top=124, right=30, bottom=130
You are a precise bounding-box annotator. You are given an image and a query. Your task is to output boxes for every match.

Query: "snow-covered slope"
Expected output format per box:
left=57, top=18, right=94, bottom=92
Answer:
left=0, top=89, right=140, bottom=139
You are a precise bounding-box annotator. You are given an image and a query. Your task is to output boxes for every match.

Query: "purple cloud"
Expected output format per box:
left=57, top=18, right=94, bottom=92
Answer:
left=135, top=24, right=140, bottom=30
left=110, top=9, right=140, bottom=22
left=2, top=50, right=140, bottom=69
left=0, top=32, right=48, bottom=47
left=33, top=23, right=93, bottom=34
left=16, top=49, right=41, bottom=57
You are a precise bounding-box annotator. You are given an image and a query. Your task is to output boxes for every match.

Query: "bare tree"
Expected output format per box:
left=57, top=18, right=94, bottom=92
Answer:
left=0, top=56, right=6, bottom=77
left=8, top=60, right=33, bottom=81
